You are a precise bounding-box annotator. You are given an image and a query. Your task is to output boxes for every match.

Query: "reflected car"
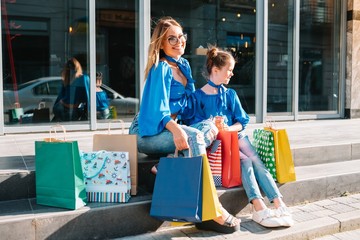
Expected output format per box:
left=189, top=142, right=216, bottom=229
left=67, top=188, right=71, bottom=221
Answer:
left=3, top=76, right=139, bottom=119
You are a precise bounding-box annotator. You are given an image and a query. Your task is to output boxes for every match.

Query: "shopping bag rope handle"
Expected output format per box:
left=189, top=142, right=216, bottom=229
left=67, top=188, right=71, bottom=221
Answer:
left=107, top=119, right=125, bottom=134
left=38, top=101, right=46, bottom=109
left=81, top=150, right=109, bottom=179
left=49, top=124, right=66, bottom=141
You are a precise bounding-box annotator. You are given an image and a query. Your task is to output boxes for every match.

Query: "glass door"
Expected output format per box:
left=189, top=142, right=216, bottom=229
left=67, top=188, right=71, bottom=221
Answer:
left=298, top=0, right=341, bottom=117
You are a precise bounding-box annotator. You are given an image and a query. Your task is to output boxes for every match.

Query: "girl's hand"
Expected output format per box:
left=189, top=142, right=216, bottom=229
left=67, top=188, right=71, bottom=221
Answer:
left=227, top=122, right=243, bottom=132
left=223, top=124, right=230, bottom=131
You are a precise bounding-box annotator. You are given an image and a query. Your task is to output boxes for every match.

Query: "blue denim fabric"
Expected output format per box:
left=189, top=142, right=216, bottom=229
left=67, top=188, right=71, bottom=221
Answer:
left=239, top=136, right=283, bottom=203
left=129, top=114, right=218, bottom=157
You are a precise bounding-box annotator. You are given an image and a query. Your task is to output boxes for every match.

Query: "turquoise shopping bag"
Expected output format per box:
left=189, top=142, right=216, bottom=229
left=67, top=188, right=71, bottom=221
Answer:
left=35, top=129, right=87, bottom=210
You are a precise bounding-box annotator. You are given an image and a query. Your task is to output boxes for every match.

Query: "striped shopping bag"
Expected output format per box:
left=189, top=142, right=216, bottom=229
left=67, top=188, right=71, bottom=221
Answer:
left=80, top=150, right=131, bottom=203
left=206, top=140, right=222, bottom=187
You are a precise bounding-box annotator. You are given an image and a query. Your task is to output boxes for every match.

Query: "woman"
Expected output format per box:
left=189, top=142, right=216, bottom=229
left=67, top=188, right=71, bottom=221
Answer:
left=53, top=58, right=89, bottom=121
left=129, top=17, right=240, bottom=233
left=187, top=46, right=294, bottom=228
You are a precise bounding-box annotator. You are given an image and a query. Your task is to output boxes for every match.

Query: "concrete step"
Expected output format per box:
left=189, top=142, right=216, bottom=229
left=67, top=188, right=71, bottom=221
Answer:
left=1, top=159, right=360, bottom=240
left=0, top=153, right=158, bottom=202
left=1, top=138, right=359, bottom=202
left=118, top=194, right=360, bottom=240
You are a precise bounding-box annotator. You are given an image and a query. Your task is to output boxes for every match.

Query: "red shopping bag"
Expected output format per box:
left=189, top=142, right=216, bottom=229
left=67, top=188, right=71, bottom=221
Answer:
left=216, top=131, right=241, bottom=188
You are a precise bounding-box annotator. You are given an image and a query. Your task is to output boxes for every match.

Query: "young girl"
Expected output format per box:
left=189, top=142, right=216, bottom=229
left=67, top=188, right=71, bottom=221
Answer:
left=95, top=72, right=110, bottom=119
left=187, top=46, right=294, bottom=228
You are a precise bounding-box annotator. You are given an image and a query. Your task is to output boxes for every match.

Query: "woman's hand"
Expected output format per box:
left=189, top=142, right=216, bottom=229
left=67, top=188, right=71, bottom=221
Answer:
left=172, top=127, right=190, bottom=150
left=166, top=120, right=189, bottom=150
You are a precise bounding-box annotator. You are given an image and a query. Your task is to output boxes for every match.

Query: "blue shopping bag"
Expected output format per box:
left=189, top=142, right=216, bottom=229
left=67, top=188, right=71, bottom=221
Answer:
left=150, top=155, right=203, bottom=223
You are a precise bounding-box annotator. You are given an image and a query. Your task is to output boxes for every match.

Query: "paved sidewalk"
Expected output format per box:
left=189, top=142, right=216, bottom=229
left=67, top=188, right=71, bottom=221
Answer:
left=118, top=193, right=360, bottom=240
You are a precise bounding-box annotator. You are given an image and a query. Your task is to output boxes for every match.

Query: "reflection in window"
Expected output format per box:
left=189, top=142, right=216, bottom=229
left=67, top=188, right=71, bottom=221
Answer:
left=2, top=0, right=89, bottom=125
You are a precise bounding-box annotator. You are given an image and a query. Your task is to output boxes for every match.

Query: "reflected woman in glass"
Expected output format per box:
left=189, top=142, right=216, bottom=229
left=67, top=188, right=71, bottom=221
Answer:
left=52, top=58, right=90, bottom=121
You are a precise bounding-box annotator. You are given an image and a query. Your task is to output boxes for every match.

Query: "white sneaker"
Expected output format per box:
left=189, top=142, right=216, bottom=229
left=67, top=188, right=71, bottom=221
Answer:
left=252, top=208, right=283, bottom=227
left=275, top=206, right=294, bottom=227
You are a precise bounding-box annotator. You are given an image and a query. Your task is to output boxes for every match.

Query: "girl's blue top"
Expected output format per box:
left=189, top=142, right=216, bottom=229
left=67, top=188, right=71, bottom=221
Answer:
left=96, top=90, right=109, bottom=111
left=138, top=59, right=195, bottom=137
left=186, top=87, right=250, bottom=129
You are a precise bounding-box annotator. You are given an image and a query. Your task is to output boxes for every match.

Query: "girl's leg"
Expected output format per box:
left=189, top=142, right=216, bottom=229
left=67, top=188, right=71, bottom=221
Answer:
left=239, top=136, right=293, bottom=227
left=190, top=119, right=218, bottom=147
left=239, top=136, right=282, bottom=202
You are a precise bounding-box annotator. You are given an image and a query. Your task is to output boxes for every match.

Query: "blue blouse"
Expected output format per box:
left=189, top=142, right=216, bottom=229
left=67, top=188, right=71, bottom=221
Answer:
left=54, top=74, right=90, bottom=107
left=138, top=60, right=195, bottom=137
left=187, top=88, right=250, bottom=129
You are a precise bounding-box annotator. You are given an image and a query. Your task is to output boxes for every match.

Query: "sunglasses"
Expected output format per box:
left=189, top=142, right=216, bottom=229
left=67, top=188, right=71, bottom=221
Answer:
left=167, top=33, right=187, bottom=46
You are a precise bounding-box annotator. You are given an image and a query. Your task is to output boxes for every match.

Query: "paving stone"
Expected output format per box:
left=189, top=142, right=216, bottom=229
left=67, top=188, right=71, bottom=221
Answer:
left=315, top=199, right=341, bottom=207
left=349, top=193, right=360, bottom=200
left=292, top=211, right=319, bottom=222
left=298, top=203, right=326, bottom=212
left=331, top=196, right=360, bottom=205
left=351, top=202, right=360, bottom=209
left=324, top=203, right=357, bottom=214
left=331, top=209, right=360, bottom=232
left=312, top=209, right=338, bottom=218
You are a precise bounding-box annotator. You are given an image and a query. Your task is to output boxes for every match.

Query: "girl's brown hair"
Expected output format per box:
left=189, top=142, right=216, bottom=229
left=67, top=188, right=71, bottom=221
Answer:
left=144, top=16, right=183, bottom=80
left=203, top=45, right=234, bottom=80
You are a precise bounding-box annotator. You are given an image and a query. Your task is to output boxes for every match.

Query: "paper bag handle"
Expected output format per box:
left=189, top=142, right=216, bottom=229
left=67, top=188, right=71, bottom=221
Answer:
left=107, top=119, right=125, bottom=134
left=38, top=101, right=46, bottom=109
left=14, top=102, right=21, bottom=108
left=265, top=117, right=277, bottom=129
left=174, top=148, right=193, bottom=157
left=49, top=124, right=67, bottom=142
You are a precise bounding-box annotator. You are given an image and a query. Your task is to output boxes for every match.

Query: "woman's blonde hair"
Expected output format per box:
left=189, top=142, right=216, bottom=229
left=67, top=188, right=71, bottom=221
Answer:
left=144, top=16, right=183, bottom=80
left=203, top=45, right=234, bottom=80
left=61, top=57, right=83, bottom=86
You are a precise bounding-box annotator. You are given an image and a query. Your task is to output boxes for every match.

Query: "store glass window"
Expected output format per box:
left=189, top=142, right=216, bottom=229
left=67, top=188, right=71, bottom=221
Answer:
left=299, top=0, right=341, bottom=113
left=95, top=1, right=139, bottom=122
left=151, top=0, right=257, bottom=114
left=267, top=0, right=295, bottom=114
left=2, top=0, right=90, bottom=125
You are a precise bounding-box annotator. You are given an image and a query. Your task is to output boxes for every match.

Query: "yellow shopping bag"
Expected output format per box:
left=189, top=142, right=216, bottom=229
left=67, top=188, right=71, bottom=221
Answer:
left=264, top=127, right=296, bottom=183
left=201, top=154, right=222, bottom=221
left=171, top=154, right=222, bottom=226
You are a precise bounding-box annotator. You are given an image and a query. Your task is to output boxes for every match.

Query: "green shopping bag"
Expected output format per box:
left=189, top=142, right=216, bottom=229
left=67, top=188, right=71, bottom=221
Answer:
left=253, top=129, right=277, bottom=180
left=35, top=125, right=87, bottom=210
left=9, top=102, right=24, bottom=123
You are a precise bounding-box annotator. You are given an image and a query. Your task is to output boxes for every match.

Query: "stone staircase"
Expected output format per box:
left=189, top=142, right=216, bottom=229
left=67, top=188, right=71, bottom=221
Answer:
left=0, top=119, right=360, bottom=240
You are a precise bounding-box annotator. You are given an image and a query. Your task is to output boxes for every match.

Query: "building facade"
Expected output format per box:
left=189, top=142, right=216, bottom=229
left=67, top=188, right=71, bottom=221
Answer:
left=0, top=0, right=358, bottom=134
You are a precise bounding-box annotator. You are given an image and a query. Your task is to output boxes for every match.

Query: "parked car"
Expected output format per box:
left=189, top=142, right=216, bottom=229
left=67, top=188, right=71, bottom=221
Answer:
left=3, top=76, right=139, bottom=121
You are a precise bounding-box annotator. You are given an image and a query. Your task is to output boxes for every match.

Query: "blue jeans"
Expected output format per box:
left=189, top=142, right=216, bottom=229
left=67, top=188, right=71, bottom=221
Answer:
left=239, top=136, right=283, bottom=203
left=129, top=114, right=218, bottom=157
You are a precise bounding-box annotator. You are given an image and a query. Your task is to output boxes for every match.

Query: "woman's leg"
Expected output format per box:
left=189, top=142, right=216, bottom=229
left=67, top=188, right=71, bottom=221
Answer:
left=129, top=115, right=212, bottom=156
left=129, top=114, right=176, bottom=155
